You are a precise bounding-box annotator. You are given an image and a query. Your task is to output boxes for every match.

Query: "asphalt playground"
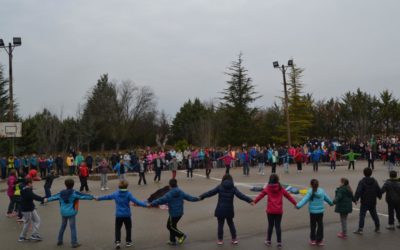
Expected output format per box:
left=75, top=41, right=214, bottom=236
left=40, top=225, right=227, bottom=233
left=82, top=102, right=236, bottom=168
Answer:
left=1, top=160, right=399, bottom=250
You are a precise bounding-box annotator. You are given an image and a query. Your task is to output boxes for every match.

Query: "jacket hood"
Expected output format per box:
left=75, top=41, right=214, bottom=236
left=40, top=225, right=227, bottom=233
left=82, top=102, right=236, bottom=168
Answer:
left=363, top=177, right=376, bottom=185
left=311, top=188, right=324, bottom=199
left=267, top=183, right=282, bottom=192
left=60, top=189, right=74, bottom=203
left=222, top=180, right=234, bottom=189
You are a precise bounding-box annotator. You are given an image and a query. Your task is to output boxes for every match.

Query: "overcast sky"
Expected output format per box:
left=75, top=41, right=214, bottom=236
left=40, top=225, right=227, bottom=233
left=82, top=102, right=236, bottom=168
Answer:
left=1, top=0, right=399, bottom=119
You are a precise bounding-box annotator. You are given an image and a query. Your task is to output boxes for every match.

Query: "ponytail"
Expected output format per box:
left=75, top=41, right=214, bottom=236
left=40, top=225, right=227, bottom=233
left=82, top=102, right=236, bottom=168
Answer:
left=310, top=179, right=319, bottom=201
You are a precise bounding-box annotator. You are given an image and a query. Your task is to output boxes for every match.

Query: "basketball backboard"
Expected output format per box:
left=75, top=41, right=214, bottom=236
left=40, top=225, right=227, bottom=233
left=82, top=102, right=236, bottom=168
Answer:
left=0, top=122, right=22, bottom=138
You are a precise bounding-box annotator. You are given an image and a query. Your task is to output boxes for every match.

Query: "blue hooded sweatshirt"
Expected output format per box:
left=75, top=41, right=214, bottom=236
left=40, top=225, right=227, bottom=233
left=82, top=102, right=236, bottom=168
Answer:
left=296, top=188, right=333, bottom=214
left=98, top=189, right=147, bottom=217
left=151, top=187, right=199, bottom=217
left=48, top=189, right=94, bottom=217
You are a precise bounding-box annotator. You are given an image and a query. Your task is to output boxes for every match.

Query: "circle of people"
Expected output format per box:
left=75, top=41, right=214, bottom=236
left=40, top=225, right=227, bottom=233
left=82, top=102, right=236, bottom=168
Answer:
left=5, top=164, right=400, bottom=249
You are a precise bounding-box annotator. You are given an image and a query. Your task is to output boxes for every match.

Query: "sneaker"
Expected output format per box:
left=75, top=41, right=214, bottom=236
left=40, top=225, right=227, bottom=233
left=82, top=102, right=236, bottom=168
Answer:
left=101, top=187, right=105, bottom=191
left=72, top=243, right=81, bottom=248
left=30, top=235, right=43, bottom=241
left=386, top=225, right=395, bottom=230
left=57, top=241, right=63, bottom=246
left=17, top=218, right=24, bottom=222
left=277, top=242, right=282, bottom=248
left=167, top=241, right=177, bottom=246
left=375, top=227, right=381, bottom=233
left=18, top=237, right=27, bottom=242
left=105, top=187, right=110, bottom=190
left=309, top=240, right=316, bottom=246
left=217, top=240, right=223, bottom=245
left=126, top=242, right=133, bottom=247
left=337, top=232, right=347, bottom=239
left=397, top=225, right=400, bottom=229
left=264, top=240, right=271, bottom=246
left=231, top=239, right=239, bottom=245
left=178, top=235, right=187, bottom=244
left=317, top=241, right=325, bottom=246
left=115, top=241, right=121, bottom=249
left=353, top=229, right=363, bottom=235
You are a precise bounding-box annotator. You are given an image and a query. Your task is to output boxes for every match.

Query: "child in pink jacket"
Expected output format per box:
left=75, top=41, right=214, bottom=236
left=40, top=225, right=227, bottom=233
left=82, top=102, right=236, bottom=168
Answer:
left=254, top=174, right=297, bottom=248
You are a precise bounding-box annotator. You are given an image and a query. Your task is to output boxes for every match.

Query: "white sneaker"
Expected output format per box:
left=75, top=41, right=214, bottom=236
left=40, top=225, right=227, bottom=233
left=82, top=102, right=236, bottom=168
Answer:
left=101, top=188, right=105, bottom=191
left=105, top=187, right=110, bottom=190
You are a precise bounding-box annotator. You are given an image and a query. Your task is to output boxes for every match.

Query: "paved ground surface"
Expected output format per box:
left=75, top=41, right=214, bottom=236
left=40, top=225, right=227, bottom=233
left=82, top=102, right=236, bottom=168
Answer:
left=1, top=160, right=399, bottom=250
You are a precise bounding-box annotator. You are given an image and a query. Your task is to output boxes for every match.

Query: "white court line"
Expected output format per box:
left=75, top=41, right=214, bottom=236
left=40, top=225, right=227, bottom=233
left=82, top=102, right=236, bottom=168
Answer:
left=179, top=170, right=389, bottom=218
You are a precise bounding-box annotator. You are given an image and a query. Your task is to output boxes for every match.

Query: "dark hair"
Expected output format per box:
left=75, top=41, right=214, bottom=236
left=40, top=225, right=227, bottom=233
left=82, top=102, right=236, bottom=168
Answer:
left=310, top=179, right=319, bottom=201
left=119, top=180, right=129, bottom=189
left=169, top=178, right=178, bottom=188
left=222, top=174, right=233, bottom=183
left=25, top=177, right=33, bottom=185
left=65, top=178, right=75, bottom=189
left=269, top=174, right=279, bottom=184
left=341, top=177, right=353, bottom=194
left=363, top=167, right=372, bottom=177
left=390, top=171, right=398, bottom=179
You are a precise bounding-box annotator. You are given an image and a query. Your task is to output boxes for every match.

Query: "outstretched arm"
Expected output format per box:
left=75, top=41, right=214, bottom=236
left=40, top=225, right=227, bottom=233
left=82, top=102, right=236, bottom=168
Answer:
left=129, top=193, right=148, bottom=207
left=283, top=189, right=297, bottom=206
left=234, top=187, right=253, bottom=203
left=253, top=189, right=268, bottom=204
left=199, top=186, right=219, bottom=200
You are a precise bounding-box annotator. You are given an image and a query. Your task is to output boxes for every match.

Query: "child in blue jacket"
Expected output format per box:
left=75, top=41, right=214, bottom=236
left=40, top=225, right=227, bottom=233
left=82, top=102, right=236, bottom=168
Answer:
left=297, top=179, right=334, bottom=246
left=97, top=180, right=147, bottom=249
left=149, top=179, right=199, bottom=245
left=46, top=178, right=94, bottom=248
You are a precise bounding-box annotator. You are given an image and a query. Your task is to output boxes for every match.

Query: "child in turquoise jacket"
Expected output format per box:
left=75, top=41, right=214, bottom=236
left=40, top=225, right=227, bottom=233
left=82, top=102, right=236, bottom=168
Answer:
left=46, top=178, right=94, bottom=248
left=297, top=179, right=333, bottom=246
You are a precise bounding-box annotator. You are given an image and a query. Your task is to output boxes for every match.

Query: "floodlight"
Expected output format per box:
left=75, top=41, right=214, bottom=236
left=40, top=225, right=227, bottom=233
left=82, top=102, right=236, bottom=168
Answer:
left=0, top=39, right=4, bottom=47
left=288, top=59, right=293, bottom=66
left=273, top=61, right=279, bottom=68
left=13, top=37, right=21, bottom=46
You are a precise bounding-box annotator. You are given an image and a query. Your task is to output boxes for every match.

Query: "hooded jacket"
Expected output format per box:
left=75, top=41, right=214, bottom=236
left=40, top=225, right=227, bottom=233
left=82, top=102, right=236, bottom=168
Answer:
left=48, top=189, right=93, bottom=217
left=151, top=187, right=199, bottom=217
left=7, top=175, right=16, bottom=197
left=354, top=177, right=382, bottom=206
left=381, top=178, right=400, bottom=206
left=254, top=183, right=297, bottom=214
left=334, top=185, right=354, bottom=214
left=297, top=188, right=333, bottom=214
left=200, top=180, right=252, bottom=218
left=98, top=189, right=147, bottom=217
left=21, top=186, right=44, bottom=212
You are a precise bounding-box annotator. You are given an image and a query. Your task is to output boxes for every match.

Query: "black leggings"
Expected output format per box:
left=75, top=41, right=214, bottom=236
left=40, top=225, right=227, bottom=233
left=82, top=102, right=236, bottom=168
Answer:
left=267, top=214, right=282, bottom=242
left=79, top=177, right=89, bottom=191
left=205, top=168, right=211, bottom=178
left=217, top=217, right=236, bottom=240
left=154, top=169, right=161, bottom=182
left=330, top=161, right=336, bottom=170
left=313, top=161, right=319, bottom=172
left=167, top=216, right=183, bottom=243
left=115, top=217, right=132, bottom=243
left=296, top=162, right=302, bottom=171
left=310, top=213, right=324, bottom=242
left=271, top=163, right=276, bottom=174
left=138, top=172, right=146, bottom=185
left=348, top=161, right=355, bottom=170
left=187, top=168, right=193, bottom=178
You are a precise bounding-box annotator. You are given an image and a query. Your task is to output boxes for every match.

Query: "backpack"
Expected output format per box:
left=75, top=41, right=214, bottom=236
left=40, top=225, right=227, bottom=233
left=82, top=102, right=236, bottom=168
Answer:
left=79, top=167, right=89, bottom=177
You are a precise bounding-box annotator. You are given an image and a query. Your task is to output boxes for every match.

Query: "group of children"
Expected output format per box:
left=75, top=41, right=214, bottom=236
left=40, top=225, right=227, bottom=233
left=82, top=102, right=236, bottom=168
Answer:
left=4, top=164, right=400, bottom=249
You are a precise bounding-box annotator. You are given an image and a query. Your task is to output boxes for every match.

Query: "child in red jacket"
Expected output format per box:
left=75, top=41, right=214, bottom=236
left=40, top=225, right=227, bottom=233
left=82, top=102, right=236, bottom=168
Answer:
left=78, top=162, right=90, bottom=192
left=254, top=174, right=297, bottom=248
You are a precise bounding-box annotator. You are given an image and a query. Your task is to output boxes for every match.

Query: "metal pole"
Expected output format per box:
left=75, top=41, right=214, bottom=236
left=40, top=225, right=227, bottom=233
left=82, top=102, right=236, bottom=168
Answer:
left=8, top=43, right=13, bottom=122
left=282, top=65, right=292, bottom=146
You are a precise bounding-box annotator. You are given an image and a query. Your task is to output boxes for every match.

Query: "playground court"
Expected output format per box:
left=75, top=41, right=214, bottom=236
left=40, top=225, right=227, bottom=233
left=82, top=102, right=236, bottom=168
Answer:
left=1, top=161, right=399, bottom=250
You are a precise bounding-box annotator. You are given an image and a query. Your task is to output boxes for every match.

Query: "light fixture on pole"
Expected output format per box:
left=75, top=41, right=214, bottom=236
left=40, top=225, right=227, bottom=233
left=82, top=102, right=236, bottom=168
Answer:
left=273, top=59, right=293, bottom=146
left=0, top=37, right=22, bottom=122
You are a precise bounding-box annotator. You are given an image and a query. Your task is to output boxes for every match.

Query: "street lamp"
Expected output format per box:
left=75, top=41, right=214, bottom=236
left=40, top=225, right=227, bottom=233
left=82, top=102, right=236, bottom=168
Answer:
left=273, top=59, right=293, bottom=146
left=0, top=37, right=22, bottom=122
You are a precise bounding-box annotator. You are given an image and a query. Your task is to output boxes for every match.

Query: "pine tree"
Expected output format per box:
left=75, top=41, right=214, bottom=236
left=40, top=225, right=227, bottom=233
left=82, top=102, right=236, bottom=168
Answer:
left=286, top=65, right=313, bottom=145
left=220, top=53, right=260, bottom=145
left=0, top=65, right=9, bottom=121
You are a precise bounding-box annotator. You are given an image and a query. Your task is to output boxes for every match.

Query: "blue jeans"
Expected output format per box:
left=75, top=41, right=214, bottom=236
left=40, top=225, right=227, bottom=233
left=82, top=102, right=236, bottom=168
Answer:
left=58, top=216, right=77, bottom=245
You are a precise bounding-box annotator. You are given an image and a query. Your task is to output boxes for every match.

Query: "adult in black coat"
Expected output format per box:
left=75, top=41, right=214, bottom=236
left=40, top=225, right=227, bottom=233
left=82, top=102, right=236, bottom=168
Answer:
left=354, top=168, right=382, bottom=234
left=381, top=171, right=400, bottom=229
left=199, top=174, right=254, bottom=244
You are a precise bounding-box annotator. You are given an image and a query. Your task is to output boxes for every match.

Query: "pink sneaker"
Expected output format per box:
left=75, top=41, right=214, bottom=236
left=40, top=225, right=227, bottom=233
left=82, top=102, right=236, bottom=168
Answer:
left=317, top=241, right=325, bottom=246
left=231, top=239, right=239, bottom=245
left=337, top=232, right=347, bottom=239
left=217, top=240, right=223, bottom=245
left=309, top=240, right=316, bottom=246
left=264, top=240, right=271, bottom=246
